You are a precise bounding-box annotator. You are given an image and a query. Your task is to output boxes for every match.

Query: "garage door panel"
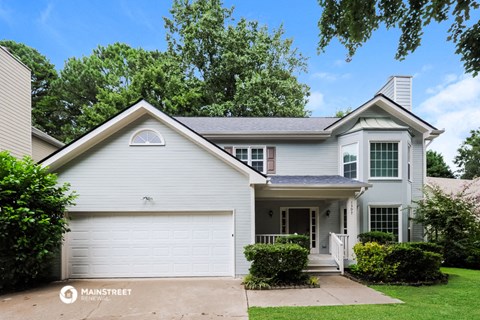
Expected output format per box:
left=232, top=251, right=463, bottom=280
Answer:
left=68, top=212, right=233, bottom=278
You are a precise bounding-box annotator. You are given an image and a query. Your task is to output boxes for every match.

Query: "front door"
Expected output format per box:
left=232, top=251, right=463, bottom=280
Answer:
left=288, top=208, right=310, bottom=235
left=280, top=207, right=319, bottom=254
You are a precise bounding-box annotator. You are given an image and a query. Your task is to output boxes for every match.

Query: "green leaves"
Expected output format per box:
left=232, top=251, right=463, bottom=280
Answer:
left=318, top=0, right=480, bottom=75
left=0, top=151, right=76, bottom=288
left=454, top=128, right=480, bottom=179
left=427, top=150, right=455, bottom=178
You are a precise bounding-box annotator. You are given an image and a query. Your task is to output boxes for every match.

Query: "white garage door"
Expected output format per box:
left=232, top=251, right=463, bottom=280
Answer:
left=67, top=212, right=233, bottom=278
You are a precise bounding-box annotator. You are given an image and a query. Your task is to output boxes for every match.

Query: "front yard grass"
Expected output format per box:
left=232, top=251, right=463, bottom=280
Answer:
left=249, top=268, right=480, bottom=320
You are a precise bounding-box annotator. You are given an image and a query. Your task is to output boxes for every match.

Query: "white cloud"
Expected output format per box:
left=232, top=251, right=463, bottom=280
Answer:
left=311, top=72, right=351, bottom=82
left=306, top=91, right=325, bottom=112
left=425, top=73, right=459, bottom=94
left=38, top=2, right=53, bottom=25
left=413, top=64, right=433, bottom=78
left=419, top=75, right=480, bottom=171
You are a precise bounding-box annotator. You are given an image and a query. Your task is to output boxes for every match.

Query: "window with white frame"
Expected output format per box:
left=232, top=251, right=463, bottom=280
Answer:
left=370, top=207, right=399, bottom=239
left=130, top=129, right=165, bottom=146
left=370, top=142, right=399, bottom=178
left=342, top=143, right=358, bottom=179
left=234, top=147, right=265, bottom=172
left=408, top=144, right=412, bottom=181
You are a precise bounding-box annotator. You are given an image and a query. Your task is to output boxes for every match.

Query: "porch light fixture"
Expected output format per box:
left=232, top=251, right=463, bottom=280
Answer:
left=268, top=210, right=273, bottom=217
left=325, top=210, right=330, bottom=217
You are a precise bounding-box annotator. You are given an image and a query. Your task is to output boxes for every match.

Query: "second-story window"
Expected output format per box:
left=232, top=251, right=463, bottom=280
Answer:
left=370, top=142, right=399, bottom=178
left=342, top=143, right=357, bottom=179
left=234, top=147, right=265, bottom=172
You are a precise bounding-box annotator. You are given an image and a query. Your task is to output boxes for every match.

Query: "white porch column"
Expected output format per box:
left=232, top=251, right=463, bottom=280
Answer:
left=346, top=196, right=358, bottom=260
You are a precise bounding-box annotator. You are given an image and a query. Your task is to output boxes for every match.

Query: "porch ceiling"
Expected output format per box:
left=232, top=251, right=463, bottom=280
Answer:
left=256, top=175, right=371, bottom=199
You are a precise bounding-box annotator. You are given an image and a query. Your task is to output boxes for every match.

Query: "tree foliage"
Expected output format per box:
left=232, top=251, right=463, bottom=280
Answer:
left=165, top=0, right=310, bottom=117
left=317, top=0, right=480, bottom=75
left=0, top=151, right=76, bottom=288
left=454, top=128, right=480, bottom=179
left=0, top=40, right=59, bottom=134
left=414, top=184, right=480, bottom=268
left=427, top=150, right=455, bottom=178
left=54, top=43, right=199, bottom=140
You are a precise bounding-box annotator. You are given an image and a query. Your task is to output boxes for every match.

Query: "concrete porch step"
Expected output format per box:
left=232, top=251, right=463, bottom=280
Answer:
left=304, top=266, right=341, bottom=275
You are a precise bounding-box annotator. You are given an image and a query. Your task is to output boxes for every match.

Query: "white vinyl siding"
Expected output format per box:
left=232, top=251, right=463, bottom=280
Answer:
left=57, top=115, right=253, bottom=275
left=0, top=48, right=31, bottom=158
left=370, top=142, right=400, bottom=178
left=32, top=136, right=60, bottom=162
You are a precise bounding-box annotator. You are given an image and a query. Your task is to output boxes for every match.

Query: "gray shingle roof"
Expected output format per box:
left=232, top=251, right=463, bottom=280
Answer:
left=269, top=175, right=371, bottom=187
left=175, top=117, right=338, bottom=133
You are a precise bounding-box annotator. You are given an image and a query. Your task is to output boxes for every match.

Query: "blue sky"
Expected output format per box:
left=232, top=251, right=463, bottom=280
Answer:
left=1, top=0, right=480, bottom=171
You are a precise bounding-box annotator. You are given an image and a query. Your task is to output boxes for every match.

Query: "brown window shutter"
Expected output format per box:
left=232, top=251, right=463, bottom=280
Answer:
left=266, top=146, right=276, bottom=174
left=224, top=146, right=233, bottom=154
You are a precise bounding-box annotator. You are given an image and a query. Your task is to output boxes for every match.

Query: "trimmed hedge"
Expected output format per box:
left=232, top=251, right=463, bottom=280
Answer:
left=276, top=234, right=310, bottom=250
left=352, top=241, right=445, bottom=283
left=358, top=231, right=396, bottom=244
left=244, top=243, right=309, bottom=284
left=406, top=242, right=443, bottom=255
left=385, top=244, right=443, bottom=282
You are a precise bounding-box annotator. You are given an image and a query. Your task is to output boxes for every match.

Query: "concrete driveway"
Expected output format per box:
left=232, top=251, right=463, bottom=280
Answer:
left=0, top=278, right=248, bottom=320
left=0, top=276, right=401, bottom=320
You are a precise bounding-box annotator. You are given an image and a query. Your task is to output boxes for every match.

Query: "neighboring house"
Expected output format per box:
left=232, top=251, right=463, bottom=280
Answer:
left=41, top=76, right=443, bottom=279
left=0, top=46, right=31, bottom=158
left=426, top=177, right=480, bottom=199
left=0, top=46, right=63, bottom=161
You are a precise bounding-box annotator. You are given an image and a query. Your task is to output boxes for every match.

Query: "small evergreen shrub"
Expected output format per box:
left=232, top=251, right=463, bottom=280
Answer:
left=352, top=242, right=397, bottom=282
left=385, top=243, right=443, bottom=282
left=244, top=243, right=309, bottom=285
left=275, top=234, right=310, bottom=250
left=358, top=231, right=396, bottom=244
left=406, top=242, right=443, bottom=255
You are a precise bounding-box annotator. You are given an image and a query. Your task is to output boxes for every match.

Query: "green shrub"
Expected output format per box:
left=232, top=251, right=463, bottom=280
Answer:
left=276, top=234, right=310, bottom=250
left=352, top=242, right=397, bottom=282
left=358, top=231, right=396, bottom=244
left=244, top=243, right=309, bottom=284
left=0, top=152, right=76, bottom=289
left=243, top=274, right=271, bottom=290
left=406, top=242, right=443, bottom=255
left=385, top=243, right=443, bottom=282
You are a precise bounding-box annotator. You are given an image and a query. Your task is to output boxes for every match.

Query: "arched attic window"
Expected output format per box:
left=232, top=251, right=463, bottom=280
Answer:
left=129, top=129, right=165, bottom=146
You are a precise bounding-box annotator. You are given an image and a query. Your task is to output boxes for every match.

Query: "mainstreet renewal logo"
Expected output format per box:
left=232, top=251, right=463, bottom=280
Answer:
left=59, top=286, right=132, bottom=304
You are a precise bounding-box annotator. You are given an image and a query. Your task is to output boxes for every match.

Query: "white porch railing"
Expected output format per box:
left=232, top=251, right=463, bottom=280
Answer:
left=329, top=232, right=345, bottom=275
left=255, top=234, right=289, bottom=244
left=335, top=234, right=349, bottom=259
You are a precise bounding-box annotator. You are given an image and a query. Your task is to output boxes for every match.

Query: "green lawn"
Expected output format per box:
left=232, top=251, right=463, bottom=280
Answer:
left=249, top=268, right=480, bottom=320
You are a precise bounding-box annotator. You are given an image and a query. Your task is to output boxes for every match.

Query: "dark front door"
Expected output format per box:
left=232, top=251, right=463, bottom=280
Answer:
left=288, top=208, right=310, bottom=235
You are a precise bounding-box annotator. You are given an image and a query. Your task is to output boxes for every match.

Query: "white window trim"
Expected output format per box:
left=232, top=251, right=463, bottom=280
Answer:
left=233, top=146, right=267, bottom=173
left=129, top=128, right=165, bottom=146
left=368, top=140, right=402, bottom=180
left=407, top=143, right=413, bottom=182
left=367, top=204, right=403, bottom=242
left=341, top=142, right=359, bottom=180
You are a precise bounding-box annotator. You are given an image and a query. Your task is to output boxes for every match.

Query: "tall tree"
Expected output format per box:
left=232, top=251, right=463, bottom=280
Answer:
left=54, top=43, right=198, bottom=141
left=164, top=0, right=310, bottom=116
left=0, top=40, right=60, bottom=135
left=317, top=0, right=480, bottom=75
left=454, top=129, right=480, bottom=179
left=427, top=150, right=455, bottom=178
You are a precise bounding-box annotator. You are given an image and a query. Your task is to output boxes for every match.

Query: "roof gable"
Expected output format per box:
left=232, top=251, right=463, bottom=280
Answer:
left=326, top=94, right=443, bottom=139
left=41, top=100, right=267, bottom=184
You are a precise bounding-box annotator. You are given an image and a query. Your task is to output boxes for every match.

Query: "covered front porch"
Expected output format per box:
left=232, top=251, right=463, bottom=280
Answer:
left=254, top=176, right=371, bottom=274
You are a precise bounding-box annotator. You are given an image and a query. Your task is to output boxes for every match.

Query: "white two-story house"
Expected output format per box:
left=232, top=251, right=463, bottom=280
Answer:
left=41, top=76, right=443, bottom=279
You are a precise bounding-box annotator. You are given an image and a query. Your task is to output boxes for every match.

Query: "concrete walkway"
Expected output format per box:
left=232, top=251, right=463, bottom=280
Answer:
left=247, top=276, right=403, bottom=307
left=0, top=276, right=401, bottom=320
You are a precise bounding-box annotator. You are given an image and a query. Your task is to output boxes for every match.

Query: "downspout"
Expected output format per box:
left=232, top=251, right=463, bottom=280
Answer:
left=355, top=187, right=366, bottom=200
